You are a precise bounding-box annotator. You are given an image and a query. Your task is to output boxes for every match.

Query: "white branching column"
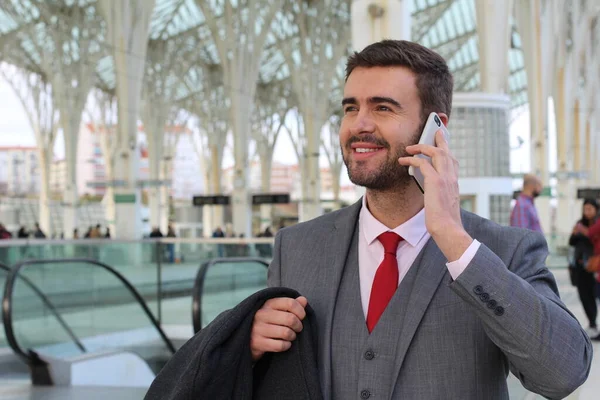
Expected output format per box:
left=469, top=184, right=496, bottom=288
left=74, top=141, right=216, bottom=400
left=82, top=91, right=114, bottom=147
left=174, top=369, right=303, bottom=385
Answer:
left=142, top=36, right=194, bottom=233
left=142, top=40, right=173, bottom=234
left=158, top=109, right=187, bottom=234
left=581, top=41, right=598, bottom=189
left=552, top=0, right=593, bottom=233
left=279, top=0, right=351, bottom=221
left=190, top=85, right=229, bottom=237
left=252, top=80, right=291, bottom=230
left=195, top=0, right=282, bottom=237
left=515, top=0, right=555, bottom=232
left=160, top=125, right=182, bottom=233
left=322, top=111, right=344, bottom=211
left=33, top=2, right=104, bottom=238
left=88, top=90, right=118, bottom=234
left=322, top=67, right=346, bottom=211
left=98, top=0, right=154, bottom=238
left=351, top=0, right=412, bottom=50
left=0, top=66, right=58, bottom=235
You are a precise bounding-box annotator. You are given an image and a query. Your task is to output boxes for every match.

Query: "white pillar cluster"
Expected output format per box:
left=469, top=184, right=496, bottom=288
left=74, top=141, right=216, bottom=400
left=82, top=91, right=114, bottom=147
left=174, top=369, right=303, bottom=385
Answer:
left=351, top=0, right=412, bottom=50
left=2, top=0, right=600, bottom=239
left=98, top=0, right=155, bottom=239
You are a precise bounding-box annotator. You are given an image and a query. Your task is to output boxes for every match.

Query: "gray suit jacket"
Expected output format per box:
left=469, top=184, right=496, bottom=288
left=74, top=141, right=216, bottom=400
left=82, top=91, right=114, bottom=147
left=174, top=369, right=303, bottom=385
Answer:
left=267, top=200, right=592, bottom=400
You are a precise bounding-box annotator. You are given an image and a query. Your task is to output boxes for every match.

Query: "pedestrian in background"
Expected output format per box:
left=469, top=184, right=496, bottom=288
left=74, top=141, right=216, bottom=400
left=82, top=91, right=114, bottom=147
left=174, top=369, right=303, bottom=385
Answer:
left=569, top=199, right=599, bottom=338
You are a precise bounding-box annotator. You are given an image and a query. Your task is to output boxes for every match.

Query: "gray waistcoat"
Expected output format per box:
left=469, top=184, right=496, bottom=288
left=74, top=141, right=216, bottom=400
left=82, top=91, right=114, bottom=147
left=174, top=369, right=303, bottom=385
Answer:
left=331, top=227, right=422, bottom=400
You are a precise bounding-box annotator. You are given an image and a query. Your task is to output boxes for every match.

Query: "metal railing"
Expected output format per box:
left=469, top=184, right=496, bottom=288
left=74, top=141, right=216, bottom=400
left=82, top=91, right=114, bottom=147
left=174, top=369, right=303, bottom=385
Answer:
left=192, top=257, right=270, bottom=334
left=0, top=261, right=85, bottom=353
left=2, top=258, right=176, bottom=366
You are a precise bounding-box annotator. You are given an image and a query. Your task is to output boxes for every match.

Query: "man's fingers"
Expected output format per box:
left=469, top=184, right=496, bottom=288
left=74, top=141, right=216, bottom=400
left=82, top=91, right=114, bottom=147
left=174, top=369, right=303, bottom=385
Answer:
left=251, top=297, right=308, bottom=361
left=264, top=297, right=307, bottom=321
left=250, top=336, right=292, bottom=354
left=399, top=156, right=437, bottom=177
left=434, top=129, right=449, bottom=151
left=406, top=130, right=449, bottom=158
left=296, top=296, right=308, bottom=308
left=253, top=320, right=298, bottom=341
left=254, top=308, right=304, bottom=332
left=405, top=143, right=439, bottom=157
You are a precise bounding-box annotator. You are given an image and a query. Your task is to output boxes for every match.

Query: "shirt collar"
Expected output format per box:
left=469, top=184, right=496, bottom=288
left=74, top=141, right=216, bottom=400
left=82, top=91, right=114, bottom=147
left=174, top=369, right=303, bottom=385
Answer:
left=359, top=195, right=428, bottom=248
left=518, top=193, right=534, bottom=203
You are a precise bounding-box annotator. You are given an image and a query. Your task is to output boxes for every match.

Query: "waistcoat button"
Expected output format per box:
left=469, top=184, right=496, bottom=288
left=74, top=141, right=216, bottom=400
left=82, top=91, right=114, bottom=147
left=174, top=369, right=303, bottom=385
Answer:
left=360, top=389, right=371, bottom=399
left=364, top=350, right=375, bottom=360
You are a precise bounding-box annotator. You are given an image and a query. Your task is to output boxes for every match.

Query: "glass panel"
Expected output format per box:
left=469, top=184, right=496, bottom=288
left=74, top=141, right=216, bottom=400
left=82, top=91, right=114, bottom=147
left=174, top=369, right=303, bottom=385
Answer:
left=199, top=260, right=268, bottom=329
left=158, top=240, right=273, bottom=328
left=0, top=239, right=275, bottom=332
left=0, top=263, right=9, bottom=349
left=8, top=260, right=171, bottom=372
left=2, top=241, right=160, bottom=317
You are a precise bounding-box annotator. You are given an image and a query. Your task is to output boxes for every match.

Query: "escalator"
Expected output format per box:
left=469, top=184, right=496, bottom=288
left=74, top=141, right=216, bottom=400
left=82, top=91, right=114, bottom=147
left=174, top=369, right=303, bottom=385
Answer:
left=191, top=257, right=269, bottom=333
left=1, top=258, right=176, bottom=386
left=1, top=256, right=271, bottom=389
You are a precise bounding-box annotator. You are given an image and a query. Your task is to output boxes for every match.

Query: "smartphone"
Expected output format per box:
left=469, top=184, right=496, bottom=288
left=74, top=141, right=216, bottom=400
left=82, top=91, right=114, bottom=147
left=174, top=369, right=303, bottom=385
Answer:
left=408, top=112, right=450, bottom=193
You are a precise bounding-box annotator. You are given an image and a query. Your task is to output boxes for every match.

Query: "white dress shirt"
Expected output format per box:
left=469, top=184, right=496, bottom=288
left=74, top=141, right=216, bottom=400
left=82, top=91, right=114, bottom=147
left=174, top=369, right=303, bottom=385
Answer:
left=358, top=196, right=481, bottom=317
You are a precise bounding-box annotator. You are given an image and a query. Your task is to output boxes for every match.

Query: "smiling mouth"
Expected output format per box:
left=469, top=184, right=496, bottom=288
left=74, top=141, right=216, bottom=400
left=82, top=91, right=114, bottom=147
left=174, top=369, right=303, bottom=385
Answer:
left=353, top=147, right=384, bottom=153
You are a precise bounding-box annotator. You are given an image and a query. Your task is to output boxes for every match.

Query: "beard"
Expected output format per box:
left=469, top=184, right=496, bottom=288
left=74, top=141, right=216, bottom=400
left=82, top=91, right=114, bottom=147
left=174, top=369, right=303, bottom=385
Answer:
left=342, top=129, right=421, bottom=191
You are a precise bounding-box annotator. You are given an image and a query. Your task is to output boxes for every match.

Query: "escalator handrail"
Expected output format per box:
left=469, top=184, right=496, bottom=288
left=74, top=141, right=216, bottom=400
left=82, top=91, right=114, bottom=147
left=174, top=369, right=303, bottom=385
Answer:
left=2, top=258, right=176, bottom=365
left=192, top=257, right=270, bottom=334
left=0, top=262, right=86, bottom=354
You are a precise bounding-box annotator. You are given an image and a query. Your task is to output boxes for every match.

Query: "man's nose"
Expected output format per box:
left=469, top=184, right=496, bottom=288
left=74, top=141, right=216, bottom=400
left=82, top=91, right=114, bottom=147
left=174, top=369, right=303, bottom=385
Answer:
left=349, top=111, right=376, bottom=136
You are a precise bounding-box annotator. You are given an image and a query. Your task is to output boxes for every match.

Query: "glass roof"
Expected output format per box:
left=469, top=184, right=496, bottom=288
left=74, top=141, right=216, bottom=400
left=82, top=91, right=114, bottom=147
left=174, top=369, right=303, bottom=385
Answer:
left=0, top=0, right=529, bottom=111
left=412, top=0, right=528, bottom=110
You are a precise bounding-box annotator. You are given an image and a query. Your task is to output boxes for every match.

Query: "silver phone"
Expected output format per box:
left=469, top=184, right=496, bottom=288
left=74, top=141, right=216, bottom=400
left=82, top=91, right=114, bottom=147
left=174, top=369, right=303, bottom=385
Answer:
left=408, top=112, right=450, bottom=193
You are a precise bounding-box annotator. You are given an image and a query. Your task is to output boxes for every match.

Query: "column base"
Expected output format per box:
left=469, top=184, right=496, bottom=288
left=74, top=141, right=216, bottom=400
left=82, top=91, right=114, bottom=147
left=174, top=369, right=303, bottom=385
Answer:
left=114, top=193, right=142, bottom=239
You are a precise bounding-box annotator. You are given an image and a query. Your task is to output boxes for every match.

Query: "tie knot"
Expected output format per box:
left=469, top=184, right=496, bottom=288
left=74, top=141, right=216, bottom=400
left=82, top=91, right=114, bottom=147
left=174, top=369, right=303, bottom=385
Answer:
left=378, top=232, right=402, bottom=254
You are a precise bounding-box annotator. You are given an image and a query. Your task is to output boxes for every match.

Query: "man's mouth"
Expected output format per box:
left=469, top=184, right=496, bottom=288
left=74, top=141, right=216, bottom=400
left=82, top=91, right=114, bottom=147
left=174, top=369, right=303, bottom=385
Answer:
left=355, top=148, right=382, bottom=153
left=350, top=143, right=385, bottom=155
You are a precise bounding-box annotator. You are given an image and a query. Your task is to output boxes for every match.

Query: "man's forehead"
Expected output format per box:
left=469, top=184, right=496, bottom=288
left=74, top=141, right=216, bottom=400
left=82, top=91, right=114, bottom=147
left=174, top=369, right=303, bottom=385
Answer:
left=343, top=68, right=416, bottom=101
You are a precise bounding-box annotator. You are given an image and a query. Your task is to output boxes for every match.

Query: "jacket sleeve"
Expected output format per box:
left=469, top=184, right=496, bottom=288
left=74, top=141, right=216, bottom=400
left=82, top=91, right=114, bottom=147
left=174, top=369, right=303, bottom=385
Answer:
left=568, top=233, right=576, bottom=246
left=267, top=230, right=283, bottom=287
left=587, top=219, right=600, bottom=240
left=449, top=231, right=592, bottom=399
left=569, top=232, right=585, bottom=247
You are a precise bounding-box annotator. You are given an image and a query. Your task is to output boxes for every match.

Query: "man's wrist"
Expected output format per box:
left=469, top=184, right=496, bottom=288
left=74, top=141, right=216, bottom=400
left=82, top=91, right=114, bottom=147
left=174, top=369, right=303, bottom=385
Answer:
left=431, top=225, right=474, bottom=262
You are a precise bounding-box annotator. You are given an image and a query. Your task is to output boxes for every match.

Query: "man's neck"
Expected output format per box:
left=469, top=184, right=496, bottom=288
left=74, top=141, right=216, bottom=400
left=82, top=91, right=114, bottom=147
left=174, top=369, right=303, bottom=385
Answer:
left=521, top=189, right=533, bottom=199
left=365, top=185, right=424, bottom=229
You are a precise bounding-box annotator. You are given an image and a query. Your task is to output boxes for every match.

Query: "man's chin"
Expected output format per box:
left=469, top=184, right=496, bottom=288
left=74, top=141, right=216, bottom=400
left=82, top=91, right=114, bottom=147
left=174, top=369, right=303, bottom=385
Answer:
left=349, top=172, right=412, bottom=191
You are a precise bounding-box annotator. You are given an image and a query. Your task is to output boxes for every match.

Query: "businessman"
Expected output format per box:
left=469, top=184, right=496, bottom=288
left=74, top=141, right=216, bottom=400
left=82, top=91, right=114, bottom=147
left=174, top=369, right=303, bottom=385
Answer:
left=250, top=40, right=592, bottom=399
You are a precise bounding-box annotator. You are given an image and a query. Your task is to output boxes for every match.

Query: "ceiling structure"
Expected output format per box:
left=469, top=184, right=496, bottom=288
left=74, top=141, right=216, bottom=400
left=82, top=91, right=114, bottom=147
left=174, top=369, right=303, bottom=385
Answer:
left=0, top=0, right=529, bottom=116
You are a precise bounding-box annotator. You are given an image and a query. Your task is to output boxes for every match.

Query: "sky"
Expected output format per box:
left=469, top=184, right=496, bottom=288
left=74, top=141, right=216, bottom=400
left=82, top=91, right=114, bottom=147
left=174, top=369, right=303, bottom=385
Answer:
left=0, top=76, right=555, bottom=184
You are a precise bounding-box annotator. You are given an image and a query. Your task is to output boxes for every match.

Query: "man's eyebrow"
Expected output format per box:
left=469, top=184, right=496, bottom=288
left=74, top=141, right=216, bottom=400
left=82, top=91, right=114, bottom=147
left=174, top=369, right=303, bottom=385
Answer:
left=340, top=96, right=403, bottom=108
left=368, top=96, right=402, bottom=108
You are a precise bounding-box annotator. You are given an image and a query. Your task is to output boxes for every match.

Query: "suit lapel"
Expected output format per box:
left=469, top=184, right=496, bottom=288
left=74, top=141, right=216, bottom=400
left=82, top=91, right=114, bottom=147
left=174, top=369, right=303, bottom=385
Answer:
left=390, top=237, right=449, bottom=391
left=320, top=199, right=362, bottom=400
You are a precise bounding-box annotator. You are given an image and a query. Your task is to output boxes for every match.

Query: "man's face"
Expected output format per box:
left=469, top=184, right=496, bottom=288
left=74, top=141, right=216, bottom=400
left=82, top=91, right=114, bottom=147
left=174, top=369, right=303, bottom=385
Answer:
left=532, top=181, right=543, bottom=198
left=339, top=66, right=423, bottom=190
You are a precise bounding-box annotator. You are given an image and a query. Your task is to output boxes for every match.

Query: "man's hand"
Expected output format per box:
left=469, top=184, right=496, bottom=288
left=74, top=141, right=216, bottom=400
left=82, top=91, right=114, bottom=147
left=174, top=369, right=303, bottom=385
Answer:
left=398, top=130, right=473, bottom=261
left=250, top=296, right=308, bottom=361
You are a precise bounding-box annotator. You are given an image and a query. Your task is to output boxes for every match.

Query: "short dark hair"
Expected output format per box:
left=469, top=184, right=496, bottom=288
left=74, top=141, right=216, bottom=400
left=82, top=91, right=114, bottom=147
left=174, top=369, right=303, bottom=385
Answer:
left=345, top=40, right=454, bottom=125
left=584, top=198, right=598, bottom=210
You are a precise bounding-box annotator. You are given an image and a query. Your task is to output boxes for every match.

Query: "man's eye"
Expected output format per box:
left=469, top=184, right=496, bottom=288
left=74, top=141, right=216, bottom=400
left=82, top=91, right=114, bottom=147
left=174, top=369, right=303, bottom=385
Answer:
left=344, top=106, right=357, bottom=113
left=377, top=105, right=391, bottom=111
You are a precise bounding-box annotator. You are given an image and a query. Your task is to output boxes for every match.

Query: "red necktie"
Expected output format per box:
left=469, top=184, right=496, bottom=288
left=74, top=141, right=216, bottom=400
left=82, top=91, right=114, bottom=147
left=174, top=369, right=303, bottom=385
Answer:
left=366, top=232, right=402, bottom=333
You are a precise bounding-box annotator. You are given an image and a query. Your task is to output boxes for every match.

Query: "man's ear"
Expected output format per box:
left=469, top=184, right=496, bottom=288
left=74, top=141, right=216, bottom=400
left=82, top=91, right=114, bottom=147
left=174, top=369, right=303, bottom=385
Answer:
left=438, top=113, right=449, bottom=127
